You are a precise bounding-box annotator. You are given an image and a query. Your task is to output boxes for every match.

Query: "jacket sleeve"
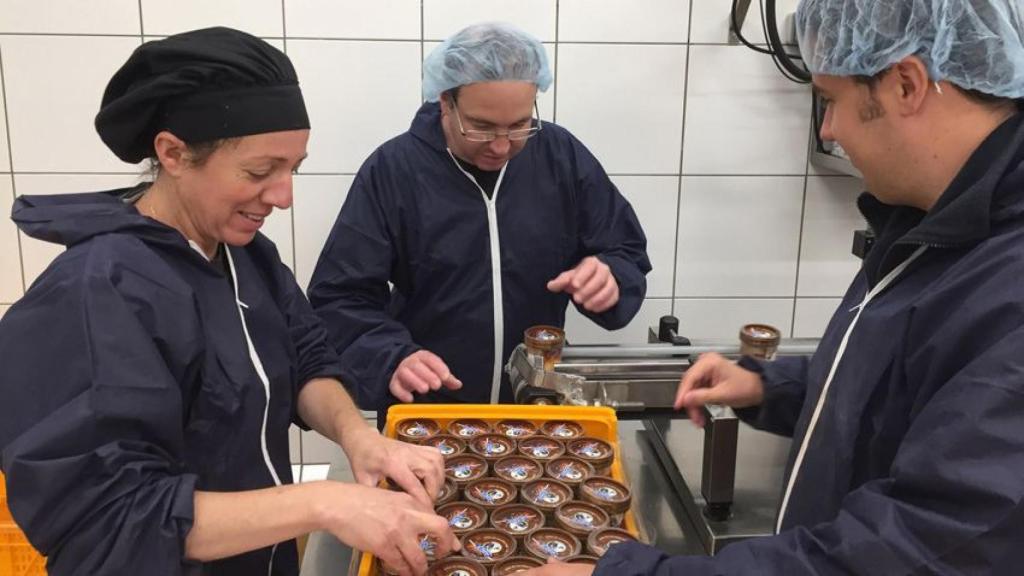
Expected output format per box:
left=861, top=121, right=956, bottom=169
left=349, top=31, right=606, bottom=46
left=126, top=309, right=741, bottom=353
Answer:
left=596, top=323, right=1024, bottom=575
left=572, top=143, right=652, bottom=330
left=0, top=257, right=199, bottom=575
left=307, top=163, right=420, bottom=411
left=733, top=355, right=809, bottom=437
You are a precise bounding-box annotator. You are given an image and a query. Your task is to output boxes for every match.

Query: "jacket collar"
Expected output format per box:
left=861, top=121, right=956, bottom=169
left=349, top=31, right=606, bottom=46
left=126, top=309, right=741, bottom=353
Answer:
left=408, top=101, right=450, bottom=154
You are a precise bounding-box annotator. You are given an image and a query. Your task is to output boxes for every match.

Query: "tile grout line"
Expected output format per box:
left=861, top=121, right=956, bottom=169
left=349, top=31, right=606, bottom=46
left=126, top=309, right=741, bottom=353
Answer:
left=2, top=170, right=838, bottom=177
left=672, top=295, right=840, bottom=300
left=790, top=116, right=817, bottom=337
left=552, top=0, right=559, bottom=124
left=0, top=45, right=27, bottom=295
left=420, top=0, right=425, bottom=99
left=0, top=295, right=845, bottom=306
left=4, top=171, right=815, bottom=176
left=281, top=0, right=299, bottom=280
left=281, top=0, right=305, bottom=478
left=790, top=179, right=810, bottom=337
left=0, top=31, right=778, bottom=48
left=137, top=0, right=144, bottom=37
left=0, top=7, right=847, bottom=323
left=670, top=0, right=696, bottom=319
left=0, top=46, right=14, bottom=183
left=280, top=0, right=287, bottom=42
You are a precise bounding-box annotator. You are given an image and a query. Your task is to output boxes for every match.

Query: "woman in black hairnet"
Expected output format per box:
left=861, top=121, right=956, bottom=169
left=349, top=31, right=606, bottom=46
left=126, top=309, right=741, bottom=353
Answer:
left=0, top=27, right=456, bottom=576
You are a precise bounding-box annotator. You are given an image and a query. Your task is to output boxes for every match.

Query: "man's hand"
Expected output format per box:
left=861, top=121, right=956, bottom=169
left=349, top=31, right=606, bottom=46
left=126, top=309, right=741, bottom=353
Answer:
left=390, top=350, right=462, bottom=403
left=547, top=256, right=619, bottom=313
left=675, top=352, right=765, bottom=426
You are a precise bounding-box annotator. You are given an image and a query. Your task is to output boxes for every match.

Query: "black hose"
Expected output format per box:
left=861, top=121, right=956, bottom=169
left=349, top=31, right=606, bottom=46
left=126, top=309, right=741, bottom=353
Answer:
left=759, top=0, right=804, bottom=83
left=764, top=0, right=811, bottom=83
left=730, top=0, right=809, bottom=85
left=731, top=0, right=777, bottom=56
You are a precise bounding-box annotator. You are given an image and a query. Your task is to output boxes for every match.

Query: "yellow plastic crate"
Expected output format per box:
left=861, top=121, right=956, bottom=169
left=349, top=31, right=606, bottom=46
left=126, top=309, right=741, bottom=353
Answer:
left=0, top=473, right=9, bottom=524
left=358, top=404, right=641, bottom=575
left=0, top=473, right=47, bottom=575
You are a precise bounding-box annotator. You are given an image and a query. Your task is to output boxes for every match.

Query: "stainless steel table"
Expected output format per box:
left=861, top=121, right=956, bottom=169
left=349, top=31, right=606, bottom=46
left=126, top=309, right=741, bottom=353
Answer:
left=300, top=420, right=705, bottom=575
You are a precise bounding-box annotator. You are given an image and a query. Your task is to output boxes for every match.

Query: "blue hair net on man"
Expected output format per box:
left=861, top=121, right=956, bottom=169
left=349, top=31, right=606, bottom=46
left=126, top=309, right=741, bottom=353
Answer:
left=422, top=22, right=553, bottom=102
left=796, top=0, right=1024, bottom=99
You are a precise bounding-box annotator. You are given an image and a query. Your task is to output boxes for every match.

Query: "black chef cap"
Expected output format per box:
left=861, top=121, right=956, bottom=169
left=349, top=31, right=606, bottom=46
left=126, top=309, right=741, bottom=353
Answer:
left=95, top=27, right=310, bottom=163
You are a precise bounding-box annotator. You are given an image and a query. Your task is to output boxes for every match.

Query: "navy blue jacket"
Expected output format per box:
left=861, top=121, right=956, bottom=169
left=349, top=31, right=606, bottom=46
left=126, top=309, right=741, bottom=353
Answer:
left=599, top=114, right=1024, bottom=574
left=0, top=189, right=344, bottom=575
left=308, top=103, right=650, bottom=414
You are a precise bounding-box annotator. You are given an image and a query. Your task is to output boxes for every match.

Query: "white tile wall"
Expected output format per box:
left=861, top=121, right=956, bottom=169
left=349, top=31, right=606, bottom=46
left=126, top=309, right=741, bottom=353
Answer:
left=611, top=176, right=677, bottom=298
left=676, top=176, right=804, bottom=297
left=0, top=2, right=859, bottom=348
left=141, top=0, right=283, bottom=38
left=556, top=44, right=687, bottom=174
left=690, top=0, right=801, bottom=45
left=264, top=38, right=286, bottom=52
left=14, top=173, right=142, bottom=288
left=793, top=297, right=841, bottom=338
left=12, top=171, right=296, bottom=280
left=288, top=40, right=422, bottom=174
left=19, top=234, right=62, bottom=293
left=11, top=173, right=144, bottom=196
left=2, top=35, right=141, bottom=173
left=565, top=298, right=672, bottom=345
left=292, top=463, right=332, bottom=482
left=558, top=0, right=690, bottom=43
left=797, top=176, right=865, bottom=296
left=302, top=429, right=343, bottom=463
left=0, top=175, right=22, bottom=303
left=262, top=209, right=294, bottom=272
left=683, top=45, right=811, bottom=175
left=293, top=175, right=354, bottom=290
left=424, top=0, right=557, bottom=42
left=674, top=298, right=794, bottom=339
left=289, top=424, right=301, bottom=464
left=0, top=0, right=141, bottom=35
left=286, top=0, right=420, bottom=40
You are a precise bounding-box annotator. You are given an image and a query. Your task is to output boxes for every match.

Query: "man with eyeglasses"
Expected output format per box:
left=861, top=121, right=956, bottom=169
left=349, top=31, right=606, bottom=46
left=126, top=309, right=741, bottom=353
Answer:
left=308, top=23, right=650, bottom=421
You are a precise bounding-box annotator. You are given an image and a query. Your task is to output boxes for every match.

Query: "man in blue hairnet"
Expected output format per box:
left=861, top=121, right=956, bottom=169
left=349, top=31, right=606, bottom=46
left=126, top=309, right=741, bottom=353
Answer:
left=308, top=23, right=651, bottom=419
left=527, top=1, right=1024, bottom=575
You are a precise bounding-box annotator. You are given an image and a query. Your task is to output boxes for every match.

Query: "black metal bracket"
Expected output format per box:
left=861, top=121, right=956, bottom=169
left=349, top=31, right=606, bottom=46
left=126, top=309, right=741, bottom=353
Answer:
left=852, top=228, right=875, bottom=260
left=700, top=405, right=738, bottom=521
left=656, top=316, right=692, bottom=347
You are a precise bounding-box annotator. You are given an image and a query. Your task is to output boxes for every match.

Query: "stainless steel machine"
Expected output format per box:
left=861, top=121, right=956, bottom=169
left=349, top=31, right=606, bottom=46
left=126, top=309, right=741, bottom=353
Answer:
left=301, top=319, right=820, bottom=574
left=506, top=316, right=818, bottom=554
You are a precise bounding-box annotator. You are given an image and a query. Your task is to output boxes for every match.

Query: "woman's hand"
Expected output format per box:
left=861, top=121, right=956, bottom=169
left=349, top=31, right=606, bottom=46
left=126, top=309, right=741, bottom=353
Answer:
left=340, top=425, right=446, bottom=507
left=316, top=482, right=458, bottom=576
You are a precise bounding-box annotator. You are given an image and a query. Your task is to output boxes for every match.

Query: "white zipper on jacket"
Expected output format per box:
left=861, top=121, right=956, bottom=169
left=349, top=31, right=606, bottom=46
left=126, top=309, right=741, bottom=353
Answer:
left=223, top=247, right=282, bottom=576
left=447, top=149, right=508, bottom=403
left=775, top=245, right=926, bottom=533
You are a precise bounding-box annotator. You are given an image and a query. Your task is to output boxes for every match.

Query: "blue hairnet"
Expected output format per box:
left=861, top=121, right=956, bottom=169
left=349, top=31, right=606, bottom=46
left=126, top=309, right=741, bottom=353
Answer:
left=423, top=22, right=553, bottom=102
left=796, top=0, right=1024, bottom=99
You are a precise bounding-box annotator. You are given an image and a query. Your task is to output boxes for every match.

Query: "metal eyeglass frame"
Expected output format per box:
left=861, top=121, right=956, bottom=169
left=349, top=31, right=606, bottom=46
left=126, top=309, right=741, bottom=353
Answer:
left=451, top=98, right=543, bottom=142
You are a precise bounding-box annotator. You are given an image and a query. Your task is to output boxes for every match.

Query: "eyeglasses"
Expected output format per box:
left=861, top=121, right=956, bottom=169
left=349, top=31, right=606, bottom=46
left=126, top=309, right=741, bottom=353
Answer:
left=451, top=99, right=543, bottom=142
